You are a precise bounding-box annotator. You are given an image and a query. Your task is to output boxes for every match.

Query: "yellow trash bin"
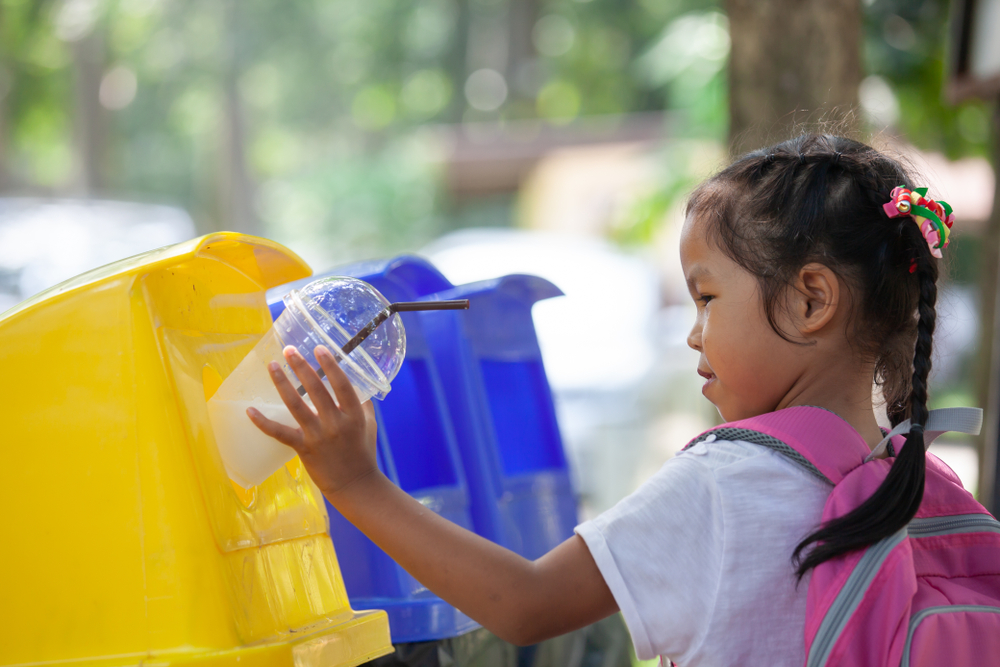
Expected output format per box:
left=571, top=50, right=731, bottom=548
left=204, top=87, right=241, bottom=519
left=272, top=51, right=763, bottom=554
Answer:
left=0, top=233, right=393, bottom=667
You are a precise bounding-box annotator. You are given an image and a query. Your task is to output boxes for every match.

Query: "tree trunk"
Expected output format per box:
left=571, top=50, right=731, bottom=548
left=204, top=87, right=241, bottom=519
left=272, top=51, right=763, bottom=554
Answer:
left=506, top=0, right=539, bottom=97
left=0, top=2, right=7, bottom=191
left=725, top=0, right=862, bottom=154
left=71, top=30, right=106, bottom=194
left=0, top=64, right=9, bottom=191
left=447, top=0, right=471, bottom=123
left=218, top=77, right=260, bottom=236
left=216, top=0, right=260, bottom=236
left=974, top=105, right=1000, bottom=512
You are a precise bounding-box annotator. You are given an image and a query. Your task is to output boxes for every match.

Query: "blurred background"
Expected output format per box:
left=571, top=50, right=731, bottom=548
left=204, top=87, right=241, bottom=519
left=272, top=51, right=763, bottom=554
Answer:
left=1, top=0, right=998, bottom=516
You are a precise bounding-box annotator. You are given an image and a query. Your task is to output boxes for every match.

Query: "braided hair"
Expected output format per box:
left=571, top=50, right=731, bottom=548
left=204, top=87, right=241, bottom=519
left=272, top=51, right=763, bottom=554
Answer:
left=686, top=134, right=939, bottom=576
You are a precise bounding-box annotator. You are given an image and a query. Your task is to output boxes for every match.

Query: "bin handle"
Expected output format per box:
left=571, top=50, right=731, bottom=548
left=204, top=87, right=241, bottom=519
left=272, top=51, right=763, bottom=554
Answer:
left=296, top=300, right=470, bottom=396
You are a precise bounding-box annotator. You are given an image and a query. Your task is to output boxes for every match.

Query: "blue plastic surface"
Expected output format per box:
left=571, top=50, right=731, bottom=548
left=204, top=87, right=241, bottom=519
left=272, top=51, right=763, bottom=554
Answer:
left=266, top=256, right=452, bottom=322
left=266, top=255, right=578, bottom=641
left=416, top=275, right=577, bottom=560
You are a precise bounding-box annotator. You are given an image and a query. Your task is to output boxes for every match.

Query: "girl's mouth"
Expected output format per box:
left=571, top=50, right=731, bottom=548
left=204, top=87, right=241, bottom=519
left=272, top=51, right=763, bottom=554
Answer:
left=698, top=368, right=715, bottom=392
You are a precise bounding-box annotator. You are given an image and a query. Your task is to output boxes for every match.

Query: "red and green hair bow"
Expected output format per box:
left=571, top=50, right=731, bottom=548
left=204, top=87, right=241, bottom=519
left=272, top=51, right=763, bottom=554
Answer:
left=882, top=186, right=955, bottom=259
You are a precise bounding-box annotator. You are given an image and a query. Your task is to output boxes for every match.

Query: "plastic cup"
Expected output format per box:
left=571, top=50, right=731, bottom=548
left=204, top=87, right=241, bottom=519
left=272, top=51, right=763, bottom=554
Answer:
left=208, top=277, right=406, bottom=488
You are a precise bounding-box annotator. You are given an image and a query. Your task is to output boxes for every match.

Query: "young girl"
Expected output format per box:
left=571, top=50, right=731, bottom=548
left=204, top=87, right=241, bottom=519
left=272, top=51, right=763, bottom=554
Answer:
left=248, top=134, right=949, bottom=666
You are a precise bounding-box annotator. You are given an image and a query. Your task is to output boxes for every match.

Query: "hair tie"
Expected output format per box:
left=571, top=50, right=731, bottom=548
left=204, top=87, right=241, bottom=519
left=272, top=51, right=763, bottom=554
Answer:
left=883, top=186, right=954, bottom=259
left=798, top=154, right=807, bottom=165
left=765, top=153, right=776, bottom=164
left=832, top=152, right=842, bottom=165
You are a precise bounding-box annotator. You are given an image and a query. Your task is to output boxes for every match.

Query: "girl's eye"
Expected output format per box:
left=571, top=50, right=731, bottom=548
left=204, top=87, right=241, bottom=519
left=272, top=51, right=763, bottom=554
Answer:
left=698, top=294, right=714, bottom=305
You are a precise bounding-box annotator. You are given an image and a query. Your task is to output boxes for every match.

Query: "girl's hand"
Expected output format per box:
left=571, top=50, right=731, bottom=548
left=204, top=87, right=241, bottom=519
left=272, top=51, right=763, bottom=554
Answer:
left=246, top=344, right=380, bottom=498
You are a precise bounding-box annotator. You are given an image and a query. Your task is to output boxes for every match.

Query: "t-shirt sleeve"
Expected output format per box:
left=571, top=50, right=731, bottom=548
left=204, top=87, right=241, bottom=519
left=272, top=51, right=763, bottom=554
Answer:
left=575, top=453, right=724, bottom=661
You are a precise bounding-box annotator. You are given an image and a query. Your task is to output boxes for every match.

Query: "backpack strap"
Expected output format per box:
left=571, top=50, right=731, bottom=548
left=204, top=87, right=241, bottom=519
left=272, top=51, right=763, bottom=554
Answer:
left=864, top=407, right=982, bottom=462
left=686, top=423, right=836, bottom=485
left=685, top=406, right=869, bottom=484
left=686, top=406, right=984, bottom=485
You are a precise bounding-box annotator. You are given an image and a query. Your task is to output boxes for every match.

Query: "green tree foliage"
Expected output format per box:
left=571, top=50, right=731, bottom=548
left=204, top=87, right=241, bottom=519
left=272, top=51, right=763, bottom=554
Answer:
left=863, top=0, right=991, bottom=159
left=0, top=0, right=990, bottom=263
left=1, top=0, right=74, bottom=187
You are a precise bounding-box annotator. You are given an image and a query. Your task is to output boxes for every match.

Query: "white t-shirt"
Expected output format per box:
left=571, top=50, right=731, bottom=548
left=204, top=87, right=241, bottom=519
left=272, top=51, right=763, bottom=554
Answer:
left=575, top=437, right=832, bottom=667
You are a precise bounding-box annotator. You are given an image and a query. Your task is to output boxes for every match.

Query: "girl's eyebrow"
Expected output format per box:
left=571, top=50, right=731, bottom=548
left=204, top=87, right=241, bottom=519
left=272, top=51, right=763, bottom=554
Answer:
left=685, top=265, right=712, bottom=288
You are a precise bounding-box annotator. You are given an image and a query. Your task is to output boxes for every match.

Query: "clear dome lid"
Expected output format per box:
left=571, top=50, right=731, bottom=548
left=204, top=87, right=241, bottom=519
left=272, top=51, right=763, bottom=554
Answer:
left=292, top=276, right=406, bottom=392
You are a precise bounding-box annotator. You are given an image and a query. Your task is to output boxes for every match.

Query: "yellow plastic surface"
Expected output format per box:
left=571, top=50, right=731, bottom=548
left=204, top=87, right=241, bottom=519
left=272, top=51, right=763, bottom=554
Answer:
left=0, top=233, right=393, bottom=667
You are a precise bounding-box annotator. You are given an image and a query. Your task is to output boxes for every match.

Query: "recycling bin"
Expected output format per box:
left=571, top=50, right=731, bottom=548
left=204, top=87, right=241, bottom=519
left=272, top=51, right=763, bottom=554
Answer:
left=0, top=233, right=393, bottom=667
left=416, top=273, right=576, bottom=558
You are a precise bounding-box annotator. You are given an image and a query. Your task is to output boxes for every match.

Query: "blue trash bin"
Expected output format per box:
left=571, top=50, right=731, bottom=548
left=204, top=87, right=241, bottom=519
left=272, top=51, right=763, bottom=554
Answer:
left=401, top=268, right=583, bottom=667
left=415, top=274, right=578, bottom=560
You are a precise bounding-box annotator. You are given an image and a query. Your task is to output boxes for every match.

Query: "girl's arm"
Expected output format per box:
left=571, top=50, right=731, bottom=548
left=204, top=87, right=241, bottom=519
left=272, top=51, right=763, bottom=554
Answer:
left=248, top=345, right=618, bottom=645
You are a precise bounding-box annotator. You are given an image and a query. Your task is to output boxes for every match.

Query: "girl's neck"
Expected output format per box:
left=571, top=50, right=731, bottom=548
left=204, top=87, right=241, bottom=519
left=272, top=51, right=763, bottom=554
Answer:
left=775, top=365, right=885, bottom=450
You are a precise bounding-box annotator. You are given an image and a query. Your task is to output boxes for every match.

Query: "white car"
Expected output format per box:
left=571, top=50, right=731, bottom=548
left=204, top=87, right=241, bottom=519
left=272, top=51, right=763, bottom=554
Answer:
left=0, top=198, right=196, bottom=314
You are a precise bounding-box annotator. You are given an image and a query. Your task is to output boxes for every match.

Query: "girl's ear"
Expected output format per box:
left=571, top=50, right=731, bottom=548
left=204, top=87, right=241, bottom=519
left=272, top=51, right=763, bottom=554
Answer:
left=791, top=263, right=841, bottom=335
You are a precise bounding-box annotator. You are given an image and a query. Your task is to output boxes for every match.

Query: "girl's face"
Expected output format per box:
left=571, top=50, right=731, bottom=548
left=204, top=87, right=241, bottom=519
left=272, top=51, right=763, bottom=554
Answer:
left=680, top=212, right=807, bottom=422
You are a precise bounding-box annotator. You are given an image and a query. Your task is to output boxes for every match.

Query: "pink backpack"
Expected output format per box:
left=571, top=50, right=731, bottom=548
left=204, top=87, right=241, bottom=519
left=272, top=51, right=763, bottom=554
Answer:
left=686, top=406, right=1000, bottom=667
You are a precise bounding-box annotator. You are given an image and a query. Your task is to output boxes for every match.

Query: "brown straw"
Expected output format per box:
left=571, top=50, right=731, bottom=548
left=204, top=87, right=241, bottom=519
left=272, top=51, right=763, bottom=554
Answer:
left=295, top=300, right=470, bottom=396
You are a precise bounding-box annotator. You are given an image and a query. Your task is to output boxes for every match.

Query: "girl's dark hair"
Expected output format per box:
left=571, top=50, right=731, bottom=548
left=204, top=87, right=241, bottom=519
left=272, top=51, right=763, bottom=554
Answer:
left=686, top=134, right=938, bottom=577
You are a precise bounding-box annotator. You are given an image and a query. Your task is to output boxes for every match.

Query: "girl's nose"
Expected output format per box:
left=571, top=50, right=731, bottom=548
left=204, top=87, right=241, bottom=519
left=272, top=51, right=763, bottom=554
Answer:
left=687, top=321, right=702, bottom=351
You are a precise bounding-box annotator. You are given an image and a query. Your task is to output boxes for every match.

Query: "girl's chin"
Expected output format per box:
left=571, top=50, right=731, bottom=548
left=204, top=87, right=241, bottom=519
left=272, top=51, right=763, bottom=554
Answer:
left=701, top=381, right=727, bottom=417
left=715, top=403, right=776, bottom=424
left=702, top=380, right=762, bottom=423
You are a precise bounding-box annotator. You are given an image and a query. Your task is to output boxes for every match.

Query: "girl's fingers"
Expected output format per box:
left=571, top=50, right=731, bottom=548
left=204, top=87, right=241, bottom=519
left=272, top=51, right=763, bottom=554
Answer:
left=361, top=400, right=379, bottom=438
left=247, top=407, right=304, bottom=449
left=282, top=346, right=339, bottom=418
left=266, top=356, right=320, bottom=430
left=315, top=345, right=363, bottom=414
